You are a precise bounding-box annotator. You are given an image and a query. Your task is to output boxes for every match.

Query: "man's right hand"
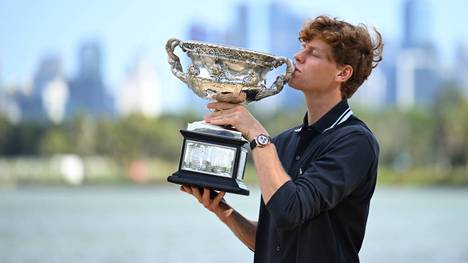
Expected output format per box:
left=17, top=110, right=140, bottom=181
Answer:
left=180, top=185, right=234, bottom=223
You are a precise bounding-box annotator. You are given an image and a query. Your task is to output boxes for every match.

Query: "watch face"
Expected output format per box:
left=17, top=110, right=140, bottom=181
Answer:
left=257, top=135, right=270, bottom=145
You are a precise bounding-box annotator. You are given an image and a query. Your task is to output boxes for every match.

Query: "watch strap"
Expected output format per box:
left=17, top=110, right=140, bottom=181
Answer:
left=250, top=134, right=271, bottom=150
left=250, top=139, right=258, bottom=150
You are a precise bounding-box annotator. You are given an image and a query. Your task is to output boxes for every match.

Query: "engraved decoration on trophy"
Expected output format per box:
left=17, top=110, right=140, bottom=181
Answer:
left=166, top=38, right=293, bottom=195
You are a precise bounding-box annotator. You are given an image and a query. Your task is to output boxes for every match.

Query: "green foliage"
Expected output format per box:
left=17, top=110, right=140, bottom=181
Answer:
left=39, top=127, right=71, bottom=154
left=94, top=114, right=183, bottom=163
left=0, top=85, right=467, bottom=185
left=0, top=115, right=10, bottom=154
left=0, top=119, right=47, bottom=155
left=377, top=166, right=468, bottom=186
left=0, top=113, right=185, bottom=164
left=433, top=86, right=468, bottom=167
left=357, top=106, right=436, bottom=166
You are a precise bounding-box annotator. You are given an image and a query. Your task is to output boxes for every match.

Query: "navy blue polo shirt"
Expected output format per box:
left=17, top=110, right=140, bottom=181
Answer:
left=254, top=100, right=379, bottom=263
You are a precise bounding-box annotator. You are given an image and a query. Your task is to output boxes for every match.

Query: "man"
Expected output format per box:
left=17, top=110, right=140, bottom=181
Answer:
left=181, top=15, right=383, bottom=262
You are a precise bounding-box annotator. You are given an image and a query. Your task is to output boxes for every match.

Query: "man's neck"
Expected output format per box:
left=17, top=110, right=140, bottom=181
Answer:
left=304, top=90, right=342, bottom=126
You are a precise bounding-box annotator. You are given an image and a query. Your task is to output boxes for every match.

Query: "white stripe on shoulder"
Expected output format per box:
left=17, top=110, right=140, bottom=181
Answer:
left=323, top=108, right=353, bottom=132
left=337, top=110, right=353, bottom=126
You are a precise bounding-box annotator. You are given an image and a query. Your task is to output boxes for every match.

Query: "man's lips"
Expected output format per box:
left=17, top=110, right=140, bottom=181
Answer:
left=293, top=64, right=301, bottom=73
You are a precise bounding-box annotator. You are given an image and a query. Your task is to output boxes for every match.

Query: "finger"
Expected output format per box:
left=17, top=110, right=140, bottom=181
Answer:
left=191, top=187, right=203, bottom=202
left=206, top=112, right=240, bottom=128
left=209, top=191, right=226, bottom=209
left=205, top=115, right=231, bottom=126
left=202, top=188, right=211, bottom=206
left=205, top=110, right=234, bottom=123
left=207, top=111, right=236, bottom=121
left=186, top=185, right=193, bottom=194
left=207, top=107, right=237, bottom=117
left=207, top=102, right=238, bottom=110
left=229, top=92, right=247, bottom=103
left=214, top=92, right=246, bottom=103
left=214, top=93, right=234, bottom=103
left=181, top=185, right=192, bottom=194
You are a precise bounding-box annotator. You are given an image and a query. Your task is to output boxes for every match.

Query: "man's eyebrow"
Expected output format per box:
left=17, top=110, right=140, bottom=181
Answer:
left=305, top=45, right=321, bottom=52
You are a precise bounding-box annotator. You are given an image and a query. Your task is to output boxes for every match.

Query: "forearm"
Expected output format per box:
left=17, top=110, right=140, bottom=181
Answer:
left=251, top=144, right=291, bottom=204
left=181, top=186, right=257, bottom=250
left=223, top=209, right=257, bottom=251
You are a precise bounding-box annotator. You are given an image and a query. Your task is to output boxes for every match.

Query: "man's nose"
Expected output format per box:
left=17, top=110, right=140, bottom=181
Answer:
left=294, top=51, right=303, bottom=64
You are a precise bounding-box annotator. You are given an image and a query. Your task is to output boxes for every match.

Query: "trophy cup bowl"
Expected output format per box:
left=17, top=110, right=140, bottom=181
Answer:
left=166, top=38, right=294, bottom=195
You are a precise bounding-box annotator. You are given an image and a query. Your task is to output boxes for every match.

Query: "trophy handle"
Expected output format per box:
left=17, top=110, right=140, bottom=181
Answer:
left=166, top=38, right=188, bottom=83
left=255, top=56, right=294, bottom=101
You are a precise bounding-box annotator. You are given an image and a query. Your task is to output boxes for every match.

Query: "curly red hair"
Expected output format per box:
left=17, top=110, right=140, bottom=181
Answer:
left=299, top=15, right=384, bottom=98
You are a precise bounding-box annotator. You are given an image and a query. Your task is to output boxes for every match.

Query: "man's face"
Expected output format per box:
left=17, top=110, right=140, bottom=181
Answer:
left=288, top=38, right=342, bottom=94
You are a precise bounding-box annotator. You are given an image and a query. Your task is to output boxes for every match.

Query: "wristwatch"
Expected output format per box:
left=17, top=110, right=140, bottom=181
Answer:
left=250, top=134, right=272, bottom=150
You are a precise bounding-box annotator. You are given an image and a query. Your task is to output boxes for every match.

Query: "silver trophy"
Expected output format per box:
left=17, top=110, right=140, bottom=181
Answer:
left=166, top=38, right=293, bottom=195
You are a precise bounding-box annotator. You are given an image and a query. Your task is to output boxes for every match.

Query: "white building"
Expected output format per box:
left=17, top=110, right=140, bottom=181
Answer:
left=351, top=67, right=388, bottom=108
left=117, top=56, right=162, bottom=117
left=395, top=48, right=439, bottom=108
left=41, top=77, right=69, bottom=124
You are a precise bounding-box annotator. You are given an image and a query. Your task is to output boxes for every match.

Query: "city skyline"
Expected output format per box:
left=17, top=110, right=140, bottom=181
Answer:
left=1, top=0, right=466, bottom=86
left=1, top=0, right=467, bottom=120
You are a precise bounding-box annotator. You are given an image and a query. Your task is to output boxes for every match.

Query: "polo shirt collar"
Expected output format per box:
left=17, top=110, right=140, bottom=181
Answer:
left=294, top=100, right=353, bottom=134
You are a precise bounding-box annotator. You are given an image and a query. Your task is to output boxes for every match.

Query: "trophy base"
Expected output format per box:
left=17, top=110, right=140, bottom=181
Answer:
left=168, top=170, right=250, bottom=196
left=169, top=121, right=250, bottom=196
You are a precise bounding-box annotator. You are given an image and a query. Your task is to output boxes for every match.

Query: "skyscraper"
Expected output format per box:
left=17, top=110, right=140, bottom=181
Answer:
left=16, top=54, right=64, bottom=122
left=380, top=42, right=399, bottom=105
left=396, top=48, right=439, bottom=107
left=224, top=3, right=248, bottom=48
left=395, top=0, right=440, bottom=107
left=268, top=2, right=303, bottom=109
left=33, top=55, right=63, bottom=97
left=67, top=40, right=114, bottom=117
left=403, top=0, right=433, bottom=49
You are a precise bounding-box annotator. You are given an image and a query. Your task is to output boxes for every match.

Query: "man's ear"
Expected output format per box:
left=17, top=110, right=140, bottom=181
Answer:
left=336, top=65, right=353, bottom=83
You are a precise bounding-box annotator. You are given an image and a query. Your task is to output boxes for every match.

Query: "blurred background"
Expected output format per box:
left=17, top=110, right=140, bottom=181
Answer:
left=1, top=0, right=467, bottom=262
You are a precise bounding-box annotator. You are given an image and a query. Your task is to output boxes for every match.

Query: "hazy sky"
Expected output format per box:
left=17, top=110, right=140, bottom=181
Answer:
left=0, top=0, right=466, bottom=91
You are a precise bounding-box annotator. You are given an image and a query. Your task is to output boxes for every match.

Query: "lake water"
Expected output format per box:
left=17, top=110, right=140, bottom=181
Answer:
left=1, top=185, right=467, bottom=262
